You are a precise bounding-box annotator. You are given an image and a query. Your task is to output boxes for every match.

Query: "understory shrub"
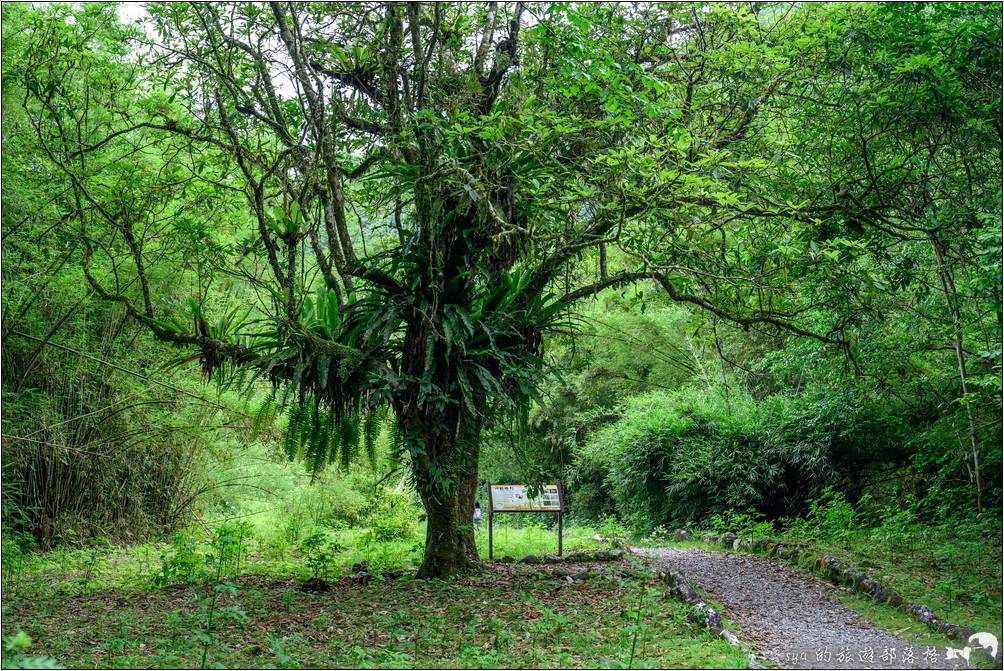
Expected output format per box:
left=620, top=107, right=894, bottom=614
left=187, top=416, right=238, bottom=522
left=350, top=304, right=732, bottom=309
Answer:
left=363, top=487, right=418, bottom=543
left=806, top=486, right=858, bottom=540
left=709, top=508, right=775, bottom=540
left=152, top=521, right=253, bottom=587
left=298, top=528, right=344, bottom=579
left=570, top=386, right=907, bottom=531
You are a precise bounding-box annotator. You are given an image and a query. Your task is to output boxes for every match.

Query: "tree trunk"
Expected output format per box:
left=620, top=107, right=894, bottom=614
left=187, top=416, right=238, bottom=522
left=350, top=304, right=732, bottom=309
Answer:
left=399, top=399, right=481, bottom=578
left=930, top=234, right=983, bottom=513
left=415, top=470, right=479, bottom=578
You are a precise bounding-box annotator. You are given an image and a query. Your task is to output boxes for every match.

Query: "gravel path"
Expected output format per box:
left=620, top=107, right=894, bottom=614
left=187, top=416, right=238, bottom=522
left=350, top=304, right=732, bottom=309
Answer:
left=635, top=547, right=958, bottom=669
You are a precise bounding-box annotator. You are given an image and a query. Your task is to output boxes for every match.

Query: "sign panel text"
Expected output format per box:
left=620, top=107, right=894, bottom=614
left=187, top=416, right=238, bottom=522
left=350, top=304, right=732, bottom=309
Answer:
left=489, top=484, right=562, bottom=512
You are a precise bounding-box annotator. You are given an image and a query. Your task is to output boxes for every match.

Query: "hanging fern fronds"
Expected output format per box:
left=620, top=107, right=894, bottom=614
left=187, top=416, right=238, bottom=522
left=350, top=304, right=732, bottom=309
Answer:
left=283, top=403, right=306, bottom=461
left=306, top=409, right=329, bottom=477
left=250, top=394, right=279, bottom=441
left=387, top=412, right=405, bottom=466
left=340, top=412, right=361, bottom=470
left=327, top=411, right=343, bottom=466
left=362, top=406, right=385, bottom=467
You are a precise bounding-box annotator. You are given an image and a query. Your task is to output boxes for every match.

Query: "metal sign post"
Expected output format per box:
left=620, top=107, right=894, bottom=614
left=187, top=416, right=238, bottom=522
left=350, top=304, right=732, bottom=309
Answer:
left=487, top=482, right=565, bottom=560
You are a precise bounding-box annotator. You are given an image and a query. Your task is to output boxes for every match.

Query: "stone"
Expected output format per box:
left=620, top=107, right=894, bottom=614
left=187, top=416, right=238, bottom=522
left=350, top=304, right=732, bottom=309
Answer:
left=563, top=550, right=593, bottom=563
left=662, top=570, right=701, bottom=605
left=773, top=543, right=792, bottom=559
left=821, top=556, right=842, bottom=579
left=703, top=607, right=725, bottom=633
left=351, top=561, right=368, bottom=573
left=347, top=571, right=371, bottom=586
left=901, top=603, right=938, bottom=624
left=300, top=577, right=331, bottom=592
left=518, top=554, right=542, bottom=564
left=953, top=625, right=977, bottom=642
left=721, top=532, right=737, bottom=547
left=674, top=529, right=690, bottom=541
left=718, top=627, right=741, bottom=648
left=859, top=576, right=892, bottom=601
left=594, top=549, right=625, bottom=561
left=841, top=568, right=864, bottom=587
left=553, top=566, right=589, bottom=580
left=671, top=582, right=700, bottom=604
left=750, top=538, right=769, bottom=551
left=937, top=622, right=975, bottom=641
left=543, top=553, right=563, bottom=563
left=703, top=532, right=719, bottom=543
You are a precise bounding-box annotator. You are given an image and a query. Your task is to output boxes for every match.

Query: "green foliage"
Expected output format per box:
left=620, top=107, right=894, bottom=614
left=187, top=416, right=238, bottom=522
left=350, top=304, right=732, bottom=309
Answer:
left=806, top=487, right=859, bottom=541
left=639, top=525, right=675, bottom=546
left=574, top=388, right=856, bottom=530
left=279, top=400, right=384, bottom=477
left=2, top=0, right=1000, bottom=583
left=363, top=489, right=418, bottom=544
left=298, top=529, right=344, bottom=580
left=596, top=517, right=631, bottom=547
left=153, top=530, right=207, bottom=587
left=709, top=509, right=775, bottom=541
left=153, top=521, right=251, bottom=587
left=0, top=528, right=33, bottom=596
left=2, top=632, right=61, bottom=670
left=211, top=520, right=253, bottom=580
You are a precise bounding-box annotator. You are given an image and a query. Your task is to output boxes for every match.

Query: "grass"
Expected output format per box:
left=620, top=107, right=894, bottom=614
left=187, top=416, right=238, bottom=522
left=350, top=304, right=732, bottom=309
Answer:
left=2, top=564, right=748, bottom=669
left=5, top=436, right=997, bottom=670
left=476, top=522, right=606, bottom=560
left=781, top=525, right=1002, bottom=637
left=2, top=521, right=609, bottom=599
left=665, top=527, right=1001, bottom=665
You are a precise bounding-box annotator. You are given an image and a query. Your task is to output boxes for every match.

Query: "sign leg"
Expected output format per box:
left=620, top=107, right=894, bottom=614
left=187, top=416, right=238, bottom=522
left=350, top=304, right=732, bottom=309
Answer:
left=488, top=511, right=493, bottom=561
left=558, top=511, right=563, bottom=556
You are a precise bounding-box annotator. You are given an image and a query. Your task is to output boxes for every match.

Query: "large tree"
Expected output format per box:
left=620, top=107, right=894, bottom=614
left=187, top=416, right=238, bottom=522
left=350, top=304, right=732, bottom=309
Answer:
left=20, top=2, right=998, bottom=575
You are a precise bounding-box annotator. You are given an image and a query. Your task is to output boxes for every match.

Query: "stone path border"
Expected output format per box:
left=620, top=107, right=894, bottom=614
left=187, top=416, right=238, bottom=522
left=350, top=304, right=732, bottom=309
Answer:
left=655, top=562, right=761, bottom=668
left=701, top=531, right=1000, bottom=665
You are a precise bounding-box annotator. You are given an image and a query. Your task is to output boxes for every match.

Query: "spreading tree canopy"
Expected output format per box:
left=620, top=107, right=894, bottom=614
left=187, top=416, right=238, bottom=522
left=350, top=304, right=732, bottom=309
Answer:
left=15, top=2, right=1000, bottom=576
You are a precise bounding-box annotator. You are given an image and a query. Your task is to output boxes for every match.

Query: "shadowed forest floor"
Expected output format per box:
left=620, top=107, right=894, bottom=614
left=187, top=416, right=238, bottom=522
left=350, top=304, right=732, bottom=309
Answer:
left=2, top=561, right=749, bottom=669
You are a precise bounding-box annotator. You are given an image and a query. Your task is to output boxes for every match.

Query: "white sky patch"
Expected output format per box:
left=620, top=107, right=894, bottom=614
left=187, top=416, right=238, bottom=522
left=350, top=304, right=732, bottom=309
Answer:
left=116, top=1, right=147, bottom=24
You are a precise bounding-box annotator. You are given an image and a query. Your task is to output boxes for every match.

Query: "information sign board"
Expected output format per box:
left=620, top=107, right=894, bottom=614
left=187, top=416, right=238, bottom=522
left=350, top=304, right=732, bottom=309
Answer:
left=487, top=482, right=565, bottom=559
left=488, top=484, right=563, bottom=512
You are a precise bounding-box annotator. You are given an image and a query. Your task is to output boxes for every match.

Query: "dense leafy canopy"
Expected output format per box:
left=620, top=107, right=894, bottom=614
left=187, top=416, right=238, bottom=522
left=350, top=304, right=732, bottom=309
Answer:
left=2, top=2, right=1000, bottom=577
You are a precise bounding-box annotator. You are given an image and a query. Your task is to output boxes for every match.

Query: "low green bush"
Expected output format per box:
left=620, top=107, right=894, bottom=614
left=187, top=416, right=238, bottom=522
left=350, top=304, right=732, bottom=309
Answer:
left=709, top=508, right=775, bottom=540
left=298, top=528, right=344, bottom=579
left=362, top=488, right=418, bottom=543
left=2, top=631, right=61, bottom=669
left=153, top=529, right=206, bottom=587
left=806, top=486, right=859, bottom=540
left=570, top=386, right=906, bottom=531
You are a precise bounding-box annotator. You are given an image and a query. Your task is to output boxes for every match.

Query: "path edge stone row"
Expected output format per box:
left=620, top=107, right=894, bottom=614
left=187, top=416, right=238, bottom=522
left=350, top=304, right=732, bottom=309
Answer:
left=634, top=551, right=762, bottom=669
left=700, top=531, right=999, bottom=663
